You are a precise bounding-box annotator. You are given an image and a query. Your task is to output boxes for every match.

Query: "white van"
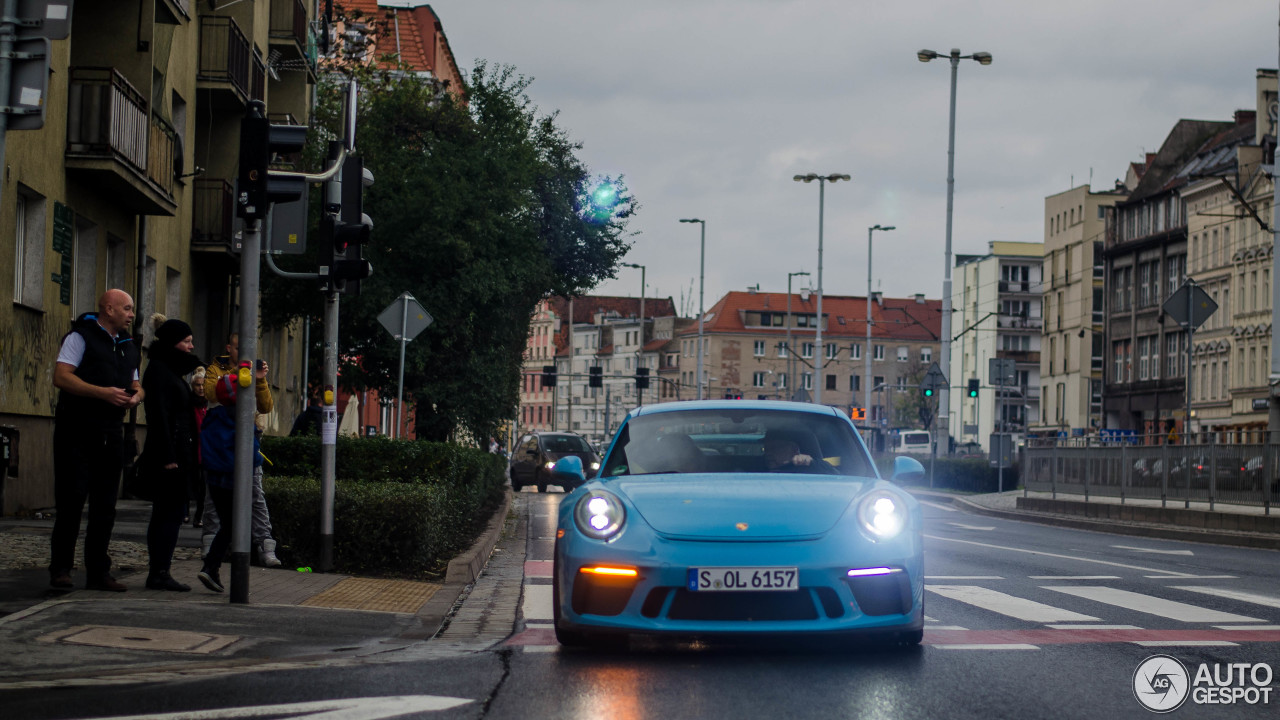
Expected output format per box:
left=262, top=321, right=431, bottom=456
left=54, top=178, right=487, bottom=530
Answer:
left=898, top=431, right=932, bottom=455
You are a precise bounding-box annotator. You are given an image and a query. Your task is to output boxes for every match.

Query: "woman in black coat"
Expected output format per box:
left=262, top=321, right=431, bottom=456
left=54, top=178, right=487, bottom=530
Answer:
left=140, top=315, right=205, bottom=591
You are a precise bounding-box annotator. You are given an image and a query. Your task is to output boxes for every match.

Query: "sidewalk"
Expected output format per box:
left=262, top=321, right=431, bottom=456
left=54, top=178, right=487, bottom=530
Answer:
left=910, top=487, right=1280, bottom=550
left=0, top=489, right=514, bottom=686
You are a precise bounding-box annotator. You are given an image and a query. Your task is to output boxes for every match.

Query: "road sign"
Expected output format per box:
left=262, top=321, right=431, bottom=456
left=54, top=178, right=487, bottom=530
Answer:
left=1162, top=281, right=1217, bottom=330
left=920, top=362, right=947, bottom=392
left=16, top=1, right=73, bottom=40
left=378, top=294, right=432, bottom=341
left=989, top=357, right=1016, bottom=385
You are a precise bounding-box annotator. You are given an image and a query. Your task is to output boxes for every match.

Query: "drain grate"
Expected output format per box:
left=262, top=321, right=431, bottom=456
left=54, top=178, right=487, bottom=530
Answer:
left=37, top=625, right=240, bottom=654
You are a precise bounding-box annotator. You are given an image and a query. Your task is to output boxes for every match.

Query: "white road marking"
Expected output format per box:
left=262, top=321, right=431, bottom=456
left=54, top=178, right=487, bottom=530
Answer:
left=1133, top=640, right=1238, bottom=647
left=522, top=584, right=554, bottom=622
left=65, top=695, right=473, bottom=719
left=1214, top=625, right=1280, bottom=631
left=923, top=615, right=939, bottom=622
left=1171, top=586, right=1280, bottom=610
left=924, top=576, right=1004, bottom=580
left=1146, top=575, right=1236, bottom=579
left=918, top=500, right=958, bottom=512
left=926, top=625, right=970, bottom=631
left=948, top=523, right=995, bottom=531
left=1045, top=624, right=1143, bottom=630
left=1044, top=586, right=1264, bottom=624
left=1029, top=576, right=1121, bottom=580
left=1111, top=545, right=1194, bottom=556
left=924, top=534, right=1199, bottom=577
left=523, top=646, right=559, bottom=653
left=926, top=585, right=1099, bottom=623
left=934, top=644, right=1040, bottom=651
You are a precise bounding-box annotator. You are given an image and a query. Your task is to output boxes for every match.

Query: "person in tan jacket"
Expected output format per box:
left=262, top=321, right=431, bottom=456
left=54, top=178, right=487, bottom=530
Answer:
left=199, top=332, right=281, bottom=567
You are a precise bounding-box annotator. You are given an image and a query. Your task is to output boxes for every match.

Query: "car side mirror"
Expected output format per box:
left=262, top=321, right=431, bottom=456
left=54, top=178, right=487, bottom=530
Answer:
left=890, top=456, right=926, bottom=484
left=551, top=455, right=586, bottom=486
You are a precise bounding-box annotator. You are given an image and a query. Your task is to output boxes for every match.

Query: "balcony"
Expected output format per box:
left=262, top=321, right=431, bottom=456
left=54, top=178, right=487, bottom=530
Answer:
left=192, top=178, right=235, bottom=252
left=998, top=280, right=1043, bottom=295
left=997, top=314, right=1043, bottom=330
left=997, top=349, right=1040, bottom=365
left=197, top=16, right=251, bottom=108
left=270, top=0, right=316, bottom=79
left=65, top=68, right=176, bottom=216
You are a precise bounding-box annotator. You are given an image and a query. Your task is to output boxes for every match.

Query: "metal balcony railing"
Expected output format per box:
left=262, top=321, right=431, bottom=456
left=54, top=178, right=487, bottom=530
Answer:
left=67, top=68, right=149, bottom=172
left=270, top=0, right=308, bottom=50
left=198, top=16, right=250, bottom=100
left=252, top=51, right=266, bottom=101
left=147, top=114, right=176, bottom=196
left=193, top=178, right=235, bottom=248
left=997, top=314, right=1044, bottom=330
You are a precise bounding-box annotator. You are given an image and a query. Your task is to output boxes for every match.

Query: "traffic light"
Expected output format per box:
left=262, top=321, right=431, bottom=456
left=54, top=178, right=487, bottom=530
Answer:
left=328, top=154, right=374, bottom=292
left=589, top=366, right=603, bottom=388
left=967, top=378, right=980, bottom=398
left=922, top=385, right=935, bottom=399
left=635, top=367, right=650, bottom=389
left=541, top=365, right=557, bottom=388
left=237, top=101, right=308, bottom=220
left=850, top=407, right=866, bottom=421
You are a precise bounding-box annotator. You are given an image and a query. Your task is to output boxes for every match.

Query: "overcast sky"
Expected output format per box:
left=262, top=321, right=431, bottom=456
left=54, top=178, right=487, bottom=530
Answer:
left=388, top=0, right=1278, bottom=314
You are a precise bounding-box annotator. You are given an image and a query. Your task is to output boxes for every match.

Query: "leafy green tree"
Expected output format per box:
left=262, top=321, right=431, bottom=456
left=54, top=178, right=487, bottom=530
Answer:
left=892, top=359, right=932, bottom=430
left=263, top=61, right=635, bottom=442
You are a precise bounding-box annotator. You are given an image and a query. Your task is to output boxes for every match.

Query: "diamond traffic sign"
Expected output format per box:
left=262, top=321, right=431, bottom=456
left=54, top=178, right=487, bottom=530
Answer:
left=1162, top=282, right=1217, bottom=331
left=378, top=293, right=432, bottom=342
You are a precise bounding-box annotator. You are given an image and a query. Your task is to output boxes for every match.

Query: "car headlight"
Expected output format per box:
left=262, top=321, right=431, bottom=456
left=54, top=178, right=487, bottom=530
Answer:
left=590, top=461, right=601, bottom=471
left=858, top=490, right=907, bottom=541
left=544, top=461, right=556, bottom=471
left=574, top=491, right=626, bottom=540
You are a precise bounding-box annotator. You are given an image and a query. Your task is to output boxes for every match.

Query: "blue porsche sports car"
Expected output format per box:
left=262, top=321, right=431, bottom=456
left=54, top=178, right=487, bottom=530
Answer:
left=550, top=400, right=926, bottom=648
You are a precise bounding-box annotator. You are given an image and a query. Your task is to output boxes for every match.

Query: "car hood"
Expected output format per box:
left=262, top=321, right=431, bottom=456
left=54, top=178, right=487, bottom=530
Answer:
left=613, top=475, right=866, bottom=540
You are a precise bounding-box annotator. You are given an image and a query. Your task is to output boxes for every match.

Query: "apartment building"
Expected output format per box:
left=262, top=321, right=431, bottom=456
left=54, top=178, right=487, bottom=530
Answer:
left=1034, top=184, right=1126, bottom=435
left=1, top=2, right=320, bottom=513
left=1102, top=118, right=1237, bottom=436
left=949, top=242, right=1044, bottom=451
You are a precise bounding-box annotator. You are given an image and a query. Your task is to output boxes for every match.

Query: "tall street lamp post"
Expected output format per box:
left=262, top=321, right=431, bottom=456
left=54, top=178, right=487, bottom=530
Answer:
left=793, top=173, right=850, bottom=405
left=622, top=262, right=646, bottom=405
left=679, top=218, right=706, bottom=399
left=786, top=270, right=810, bottom=402
left=866, top=224, right=895, bottom=424
left=918, top=47, right=991, bottom=454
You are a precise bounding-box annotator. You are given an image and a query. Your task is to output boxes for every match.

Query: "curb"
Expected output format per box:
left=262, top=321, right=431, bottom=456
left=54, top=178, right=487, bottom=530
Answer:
left=912, top=489, right=1280, bottom=551
left=406, top=487, right=514, bottom=639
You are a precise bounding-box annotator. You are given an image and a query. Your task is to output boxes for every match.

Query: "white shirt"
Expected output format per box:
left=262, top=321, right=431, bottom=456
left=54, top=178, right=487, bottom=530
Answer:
left=57, top=327, right=140, bottom=381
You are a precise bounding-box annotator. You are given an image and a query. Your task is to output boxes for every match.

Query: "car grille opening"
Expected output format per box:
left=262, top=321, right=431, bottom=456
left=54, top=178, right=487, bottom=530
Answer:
left=571, top=572, right=635, bottom=616
left=666, top=588, right=819, bottom=621
left=846, top=573, right=911, bottom=616
left=641, top=588, right=668, bottom=618
left=815, top=587, right=845, bottom=618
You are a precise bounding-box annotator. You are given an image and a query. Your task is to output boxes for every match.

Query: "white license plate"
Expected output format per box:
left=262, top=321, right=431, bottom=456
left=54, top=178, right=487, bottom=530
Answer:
left=687, top=567, right=798, bottom=592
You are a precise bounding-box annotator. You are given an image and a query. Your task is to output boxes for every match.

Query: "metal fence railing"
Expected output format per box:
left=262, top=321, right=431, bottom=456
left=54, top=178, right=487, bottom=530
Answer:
left=1023, top=434, right=1276, bottom=513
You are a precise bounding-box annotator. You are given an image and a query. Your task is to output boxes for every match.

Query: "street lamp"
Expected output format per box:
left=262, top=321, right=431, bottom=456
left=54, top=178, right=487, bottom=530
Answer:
left=793, top=173, right=850, bottom=405
left=679, top=218, right=706, bottom=400
left=866, top=224, right=895, bottom=422
left=621, top=262, right=646, bottom=406
left=786, top=270, right=810, bottom=401
left=918, top=47, right=991, bottom=454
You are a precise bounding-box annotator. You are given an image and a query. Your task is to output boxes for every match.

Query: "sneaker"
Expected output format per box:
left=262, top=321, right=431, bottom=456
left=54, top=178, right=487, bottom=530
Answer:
left=258, top=539, right=282, bottom=568
left=145, top=572, right=191, bottom=592
left=85, top=575, right=127, bottom=592
left=50, top=572, right=73, bottom=589
left=197, top=567, right=224, bottom=593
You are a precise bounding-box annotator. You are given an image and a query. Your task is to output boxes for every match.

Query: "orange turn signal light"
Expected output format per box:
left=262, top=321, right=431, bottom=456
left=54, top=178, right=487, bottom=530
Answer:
left=579, top=566, right=638, bottom=578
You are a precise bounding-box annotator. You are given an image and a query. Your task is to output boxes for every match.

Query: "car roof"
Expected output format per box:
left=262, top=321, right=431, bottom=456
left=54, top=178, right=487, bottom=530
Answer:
left=628, top=399, right=844, bottom=419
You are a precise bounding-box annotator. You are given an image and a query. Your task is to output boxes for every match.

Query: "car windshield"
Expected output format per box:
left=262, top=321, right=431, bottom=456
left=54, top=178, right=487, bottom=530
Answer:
left=540, top=434, right=592, bottom=453
left=901, top=432, right=929, bottom=445
left=601, top=408, right=874, bottom=478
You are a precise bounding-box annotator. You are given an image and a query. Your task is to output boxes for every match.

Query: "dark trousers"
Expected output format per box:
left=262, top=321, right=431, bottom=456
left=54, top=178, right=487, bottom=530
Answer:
left=146, top=468, right=187, bottom=575
left=204, top=484, right=233, bottom=572
left=49, top=424, right=124, bottom=579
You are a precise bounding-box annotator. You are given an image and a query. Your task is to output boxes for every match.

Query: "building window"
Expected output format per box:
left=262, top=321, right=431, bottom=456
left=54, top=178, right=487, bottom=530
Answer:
left=826, top=344, right=837, bottom=360
left=802, top=372, right=813, bottom=390
left=850, top=375, right=860, bottom=391
left=896, top=346, right=909, bottom=362
left=13, top=187, right=46, bottom=308
left=825, top=374, right=836, bottom=390
left=753, top=340, right=765, bottom=357
left=777, top=342, right=788, bottom=358
left=1167, top=255, right=1185, bottom=297
left=777, top=372, right=787, bottom=389
left=753, top=371, right=767, bottom=388
left=1138, top=336, right=1151, bottom=381
left=851, top=343, right=861, bottom=360
left=920, top=347, right=932, bottom=363
left=801, top=342, right=813, bottom=359
left=873, top=344, right=884, bottom=361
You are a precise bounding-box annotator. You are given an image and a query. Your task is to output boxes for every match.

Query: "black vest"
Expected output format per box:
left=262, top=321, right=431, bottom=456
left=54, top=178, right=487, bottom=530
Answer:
left=55, top=313, right=140, bottom=429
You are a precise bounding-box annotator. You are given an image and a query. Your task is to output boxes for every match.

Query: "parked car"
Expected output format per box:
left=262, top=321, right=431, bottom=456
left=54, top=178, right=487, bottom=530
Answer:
left=550, top=399, right=926, bottom=649
left=509, top=432, right=600, bottom=492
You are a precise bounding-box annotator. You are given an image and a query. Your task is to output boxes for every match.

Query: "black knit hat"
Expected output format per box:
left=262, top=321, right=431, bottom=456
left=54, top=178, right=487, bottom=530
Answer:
left=155, top=318, right=194, bottom=348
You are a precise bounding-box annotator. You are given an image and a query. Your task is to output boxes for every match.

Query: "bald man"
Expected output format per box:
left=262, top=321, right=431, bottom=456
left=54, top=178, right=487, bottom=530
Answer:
left=49, top=289, right=143, bottom=592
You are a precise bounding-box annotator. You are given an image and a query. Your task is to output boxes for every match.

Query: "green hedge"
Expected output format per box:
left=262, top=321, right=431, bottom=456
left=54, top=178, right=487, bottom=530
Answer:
left=876, top=454, right=1019, bottom=494
left=259, top=437, right=507, bottom=579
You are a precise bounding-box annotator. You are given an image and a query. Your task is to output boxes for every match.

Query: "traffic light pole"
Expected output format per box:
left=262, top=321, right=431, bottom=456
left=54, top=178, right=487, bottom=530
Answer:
left=319, top=289, right=338, bottom=572
left=230, top=218, right=261, bottom=604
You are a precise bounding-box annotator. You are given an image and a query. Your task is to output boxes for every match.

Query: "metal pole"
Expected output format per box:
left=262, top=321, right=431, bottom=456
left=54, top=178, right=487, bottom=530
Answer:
left=787, top=274, right=793, bottom=401
left=568, top=297, right=575, bottom=427
left=815, top=179, right=826, bottom=405
left=0, top=0, right=15, bottom=181
left=1186, top=279, right=1194, bottom=509
left=866, top=228, right=874, bottom=415
left=319, top=291, right=338, bottom=571
left=231, top=216, right=261, bottom=603
left=396, top=292, right=409, bottom=438
left=1271, top=3, right=1280, bottom=443
left=938, top=50, right=961, bottom=465
left=638, top=265, right=645, bottom=406
left=697, top=222, right=706, bottom=400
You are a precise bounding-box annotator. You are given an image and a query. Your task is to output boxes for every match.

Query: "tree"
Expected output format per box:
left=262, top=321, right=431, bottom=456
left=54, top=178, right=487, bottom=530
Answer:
left=262, top=60, right=635, bottom=443
left=892, top=359, right=933, bottom=429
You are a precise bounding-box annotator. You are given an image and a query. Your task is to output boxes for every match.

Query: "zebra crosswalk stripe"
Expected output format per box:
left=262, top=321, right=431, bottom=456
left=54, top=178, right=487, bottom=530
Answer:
left=1170, top=586, right=1280, bottom=611
left=1044, top=586, right=1264, bottom=624
left=925, top=585, right=1099, bottom=623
